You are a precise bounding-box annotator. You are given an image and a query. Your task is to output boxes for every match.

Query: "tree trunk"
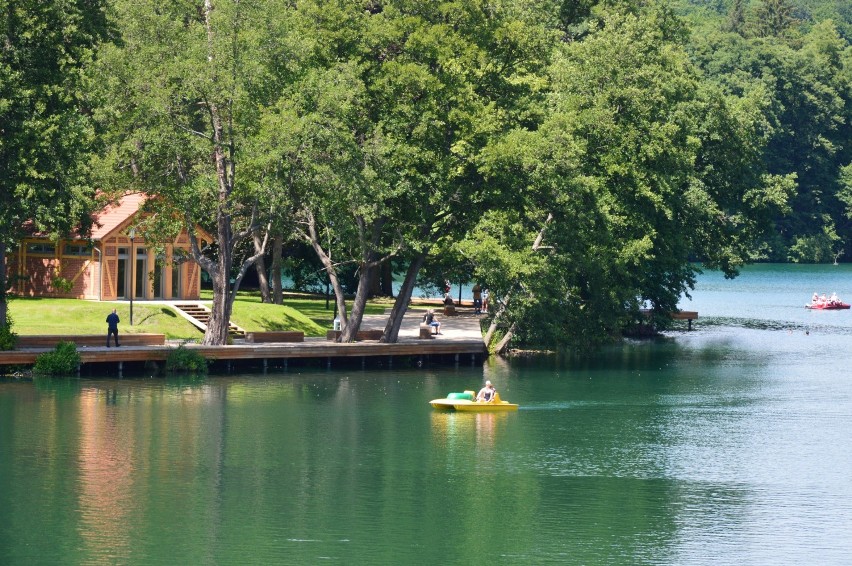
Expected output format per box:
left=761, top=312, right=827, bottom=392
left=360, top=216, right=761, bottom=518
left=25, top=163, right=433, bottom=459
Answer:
left=200, top=0, right=236, bottom=346
left=271, top=233, right=283, bottom=304
left=484, top=290, right=510, bottom=347
left=494, top=322, right=516, bottom=356
left=382, top=252, right=426, bottom=343
left=486, top=213, right=553, bottom=355
left=339, top=261, right=375, bottom=342
left=338, top=216, right=392, bottom=342
left=252, top=230, right=270, bottom=302
left=381, top=261, right=394, bottom=297
left=368, top=264, right=381, bottom=298
left=0, top=243, right=7, bottom=329
left=205, top=268, right=235, bottom=345
left=302, top=210, right=348, bottom=324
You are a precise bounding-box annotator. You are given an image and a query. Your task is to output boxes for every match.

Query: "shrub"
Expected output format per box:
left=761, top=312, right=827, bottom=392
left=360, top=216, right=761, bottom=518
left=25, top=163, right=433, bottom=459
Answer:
left=0, top=311, right=17, bottom=351
left=34, top=342, right=81, bottom=376
left=52, top=276, right=74, bottom=294
left=166, top=343, right=208, bottom=374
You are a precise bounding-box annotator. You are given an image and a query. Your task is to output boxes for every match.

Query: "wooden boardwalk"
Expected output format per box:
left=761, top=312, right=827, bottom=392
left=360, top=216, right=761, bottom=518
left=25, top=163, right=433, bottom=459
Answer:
left=0, top=309, right=488, bottom=375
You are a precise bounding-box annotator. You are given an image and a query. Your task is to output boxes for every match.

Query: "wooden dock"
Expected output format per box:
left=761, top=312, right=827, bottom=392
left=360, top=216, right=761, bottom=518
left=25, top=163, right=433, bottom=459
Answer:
left=640, top=309, right=699, bottom=330
left=670, top=311, right=699, bottom=330
left=0, top=310, right=488, bottom=376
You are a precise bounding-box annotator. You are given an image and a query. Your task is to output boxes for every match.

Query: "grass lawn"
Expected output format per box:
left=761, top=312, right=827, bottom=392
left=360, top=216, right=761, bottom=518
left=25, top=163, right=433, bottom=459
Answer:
left=9, top=298, right=201, bottom=339
left=8, top=293, right=394, bottom=339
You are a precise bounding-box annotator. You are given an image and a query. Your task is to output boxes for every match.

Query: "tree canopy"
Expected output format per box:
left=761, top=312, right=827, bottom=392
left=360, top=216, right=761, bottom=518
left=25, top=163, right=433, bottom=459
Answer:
left=3, top=0, right=851, bottom=351
left=0, top=0, right=111, bottom=328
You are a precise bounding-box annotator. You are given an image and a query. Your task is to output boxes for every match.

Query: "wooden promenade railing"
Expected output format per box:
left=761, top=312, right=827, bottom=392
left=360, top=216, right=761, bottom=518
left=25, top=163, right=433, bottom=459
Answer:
left=15, top=334, right=166, bottom=348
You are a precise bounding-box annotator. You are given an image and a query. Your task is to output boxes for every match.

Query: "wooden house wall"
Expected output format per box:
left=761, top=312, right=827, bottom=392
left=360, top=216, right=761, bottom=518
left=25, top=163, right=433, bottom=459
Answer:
left=9, top=233, right=203, bottom=301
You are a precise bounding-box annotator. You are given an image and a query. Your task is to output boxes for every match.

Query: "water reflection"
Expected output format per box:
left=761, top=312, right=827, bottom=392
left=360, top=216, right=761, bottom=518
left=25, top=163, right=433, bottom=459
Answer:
left=430, top=412, right=512, bottom=449
left=3, top=307, right=852, bottom=565
left=77, top=388, right=134, bottom=563
left=430, top=411, right=517, bottom=479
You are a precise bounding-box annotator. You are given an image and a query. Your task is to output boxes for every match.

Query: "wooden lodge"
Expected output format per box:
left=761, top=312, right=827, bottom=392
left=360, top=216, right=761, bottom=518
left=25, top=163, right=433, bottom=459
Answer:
left=7, top=193, right=212, bottom=302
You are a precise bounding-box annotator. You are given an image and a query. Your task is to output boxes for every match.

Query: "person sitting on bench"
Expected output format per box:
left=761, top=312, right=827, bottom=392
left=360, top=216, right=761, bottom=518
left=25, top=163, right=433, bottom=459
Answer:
left=423, top=309, right=441, bottom=334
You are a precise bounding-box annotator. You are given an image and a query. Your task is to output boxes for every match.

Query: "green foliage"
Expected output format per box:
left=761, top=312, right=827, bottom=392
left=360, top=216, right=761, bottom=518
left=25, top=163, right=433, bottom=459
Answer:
left=689, top=18, right=852, bottom=261
left=0, top=311, right=17, bottom=351
left=788, top=220, right=842, bottom=262
left=0, top=0, right=109, bottom=294
left=51, top=276, right=74, bottom=294
left=165, top=344, right=209, bottom=375
left=93, top=0, right=306, bottom=344
left=464, top=3, right=796, bottom=351
left=33, top=342, right=81, bottom=376
left=751, top=0, right=798, bottom=38
left=2, top=0, right=849, bottom=355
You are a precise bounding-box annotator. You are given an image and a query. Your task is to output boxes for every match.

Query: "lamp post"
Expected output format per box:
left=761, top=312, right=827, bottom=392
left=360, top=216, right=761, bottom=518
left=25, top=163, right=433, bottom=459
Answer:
left=129, top=227, right=135, bottom=326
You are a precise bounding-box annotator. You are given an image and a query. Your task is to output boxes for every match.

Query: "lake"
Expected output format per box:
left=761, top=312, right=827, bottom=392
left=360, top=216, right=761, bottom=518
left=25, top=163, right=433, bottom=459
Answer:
left=1, top=264, right=851, bottom=564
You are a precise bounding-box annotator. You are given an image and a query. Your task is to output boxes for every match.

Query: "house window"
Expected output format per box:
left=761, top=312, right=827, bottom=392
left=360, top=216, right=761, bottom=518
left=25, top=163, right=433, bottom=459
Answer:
left=63, top=244, right=92, bottom=257
left=26, top=243, right=55, bottom=255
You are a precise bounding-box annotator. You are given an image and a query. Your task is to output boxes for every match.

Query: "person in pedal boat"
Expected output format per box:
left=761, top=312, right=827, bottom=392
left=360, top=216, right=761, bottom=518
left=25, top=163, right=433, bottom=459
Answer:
left=477, top=380, right=496, bottom=402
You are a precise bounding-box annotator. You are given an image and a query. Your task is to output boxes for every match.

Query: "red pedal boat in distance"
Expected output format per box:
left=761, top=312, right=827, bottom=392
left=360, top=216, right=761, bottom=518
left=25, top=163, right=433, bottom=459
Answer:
left=806, top=301, right=850, bottom=310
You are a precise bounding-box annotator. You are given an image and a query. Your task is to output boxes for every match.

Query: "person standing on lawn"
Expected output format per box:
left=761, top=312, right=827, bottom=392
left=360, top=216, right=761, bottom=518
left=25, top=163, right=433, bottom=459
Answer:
left=106, top=309, right=121, bottom=347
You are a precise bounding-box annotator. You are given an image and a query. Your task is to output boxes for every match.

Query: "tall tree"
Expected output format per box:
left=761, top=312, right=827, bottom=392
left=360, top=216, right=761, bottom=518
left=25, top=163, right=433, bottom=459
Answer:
left=723, top=0, right=747, bottom=35
left=463, top=5, right=791, bottom=352
left=365, top=0, right=552, bottom=342
left=0, top=0, right=110, bottom=330
left=751, top=0, right=797, bottom=38
left=258, top=0, right=552, bottom=342
left=94, top=0, right=301, bottom=344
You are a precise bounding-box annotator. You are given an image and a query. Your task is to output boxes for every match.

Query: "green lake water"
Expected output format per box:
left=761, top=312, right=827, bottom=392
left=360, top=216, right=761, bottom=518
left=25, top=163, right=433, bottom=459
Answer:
left=2, top=264, right=851, bottom=564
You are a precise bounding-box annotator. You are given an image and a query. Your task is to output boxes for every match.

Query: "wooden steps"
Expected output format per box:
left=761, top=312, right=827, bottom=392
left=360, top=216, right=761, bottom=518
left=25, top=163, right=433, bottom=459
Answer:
left=173, top=303, right=246, bottom=338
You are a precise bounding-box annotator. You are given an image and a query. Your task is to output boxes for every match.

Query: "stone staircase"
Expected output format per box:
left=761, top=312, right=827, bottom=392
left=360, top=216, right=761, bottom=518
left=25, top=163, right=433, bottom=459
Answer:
left=173, top=303, right=246, bottom=339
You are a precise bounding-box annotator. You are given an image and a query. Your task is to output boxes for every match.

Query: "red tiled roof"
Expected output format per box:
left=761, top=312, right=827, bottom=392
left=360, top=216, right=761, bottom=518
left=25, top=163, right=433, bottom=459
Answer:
left=90, top=192, right=147, bottom=240
left=23, top=191, right=213, bottom=244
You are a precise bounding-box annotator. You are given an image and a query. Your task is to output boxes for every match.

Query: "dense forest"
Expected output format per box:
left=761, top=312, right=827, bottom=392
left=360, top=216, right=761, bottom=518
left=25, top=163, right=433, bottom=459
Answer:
left=1, top=0, right=850, bottom=351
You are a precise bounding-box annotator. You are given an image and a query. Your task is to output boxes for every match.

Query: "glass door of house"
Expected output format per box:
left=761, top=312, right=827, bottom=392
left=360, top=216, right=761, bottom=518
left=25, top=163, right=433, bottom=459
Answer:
left=134, top=247, right=147, bottom=300
left=171, top=259, right=183, bottom=299
left=117, top=247, right=129, bottom=298
left=152, top=254, right=167, bottom=299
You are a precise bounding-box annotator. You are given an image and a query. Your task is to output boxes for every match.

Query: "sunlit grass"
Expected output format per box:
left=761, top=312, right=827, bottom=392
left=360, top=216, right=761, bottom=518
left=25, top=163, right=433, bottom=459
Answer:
left=8, top=298, right=201, bottom=340
left=9, top=292, right=395, bottom=339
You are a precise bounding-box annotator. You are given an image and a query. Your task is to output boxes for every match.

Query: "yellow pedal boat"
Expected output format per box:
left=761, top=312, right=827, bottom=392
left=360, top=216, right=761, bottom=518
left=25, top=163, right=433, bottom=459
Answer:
left=429, top=390, right=518, bottom=412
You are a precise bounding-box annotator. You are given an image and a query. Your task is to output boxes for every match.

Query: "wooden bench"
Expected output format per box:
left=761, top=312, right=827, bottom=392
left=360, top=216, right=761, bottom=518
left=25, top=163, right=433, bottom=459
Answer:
left=419, top=324, right=435, bottom=339
left=245, top=331, right=304, bottom=343
left=15, top=334, right=166, bottom=348
left=326, top=329, right=385, bottom=341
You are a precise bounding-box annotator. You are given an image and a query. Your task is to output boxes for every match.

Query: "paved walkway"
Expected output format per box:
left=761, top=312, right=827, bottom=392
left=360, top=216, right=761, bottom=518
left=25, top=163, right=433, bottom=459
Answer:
left=357, top=308, right=485, bottom=342
left=99, top=299, right=486, bottom=343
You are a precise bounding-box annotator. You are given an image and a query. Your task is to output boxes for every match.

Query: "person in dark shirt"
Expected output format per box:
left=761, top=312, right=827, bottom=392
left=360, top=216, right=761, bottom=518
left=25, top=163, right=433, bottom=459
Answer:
left=106, top=309, right=121, bottom=347
left=472, top=283, right=482, bottom=314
